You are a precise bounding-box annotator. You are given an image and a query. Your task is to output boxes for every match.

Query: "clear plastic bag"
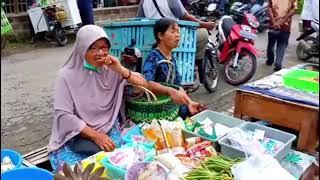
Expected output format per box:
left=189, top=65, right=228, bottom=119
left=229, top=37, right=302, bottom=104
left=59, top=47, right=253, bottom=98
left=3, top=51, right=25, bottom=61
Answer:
left=142, top=120, right=168, bottom=154
left=231, top=154, right=296, bottom=180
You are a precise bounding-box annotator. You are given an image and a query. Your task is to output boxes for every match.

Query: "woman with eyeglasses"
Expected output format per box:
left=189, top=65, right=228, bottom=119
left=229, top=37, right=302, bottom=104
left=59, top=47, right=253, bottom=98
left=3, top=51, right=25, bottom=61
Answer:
left=47, top=24, right=198, bottom=172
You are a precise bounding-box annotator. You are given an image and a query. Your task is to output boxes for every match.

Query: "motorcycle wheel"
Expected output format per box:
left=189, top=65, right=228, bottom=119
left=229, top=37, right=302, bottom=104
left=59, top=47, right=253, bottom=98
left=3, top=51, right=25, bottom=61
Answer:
left=223, top=49, right=257, bottom=85
left=1, top=36, right=7, bottom=50
left=296, top=36, right=317, bottom=61
left=257, top=26, right=265, bottom=33
left=203, top=49, right=218, bottom=93
left=55, top=25, right=67, bottom=47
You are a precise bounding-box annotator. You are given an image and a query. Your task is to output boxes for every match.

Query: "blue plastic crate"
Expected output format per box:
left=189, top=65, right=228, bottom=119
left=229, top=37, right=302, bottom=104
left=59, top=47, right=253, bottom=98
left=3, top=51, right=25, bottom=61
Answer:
left=103, top=19, right=199, bottom=85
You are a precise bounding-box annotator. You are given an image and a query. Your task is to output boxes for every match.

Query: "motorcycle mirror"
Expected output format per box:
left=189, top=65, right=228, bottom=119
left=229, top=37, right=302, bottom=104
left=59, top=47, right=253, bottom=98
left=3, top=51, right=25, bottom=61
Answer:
left=207, top=3, right=217, bottom=12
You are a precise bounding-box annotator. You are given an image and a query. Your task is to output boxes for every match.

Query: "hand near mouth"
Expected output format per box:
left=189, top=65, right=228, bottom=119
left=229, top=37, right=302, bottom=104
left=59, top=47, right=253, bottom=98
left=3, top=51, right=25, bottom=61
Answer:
left=97, top=55, right=123, bottom=73
left=97, top=56, right=112, bottom=65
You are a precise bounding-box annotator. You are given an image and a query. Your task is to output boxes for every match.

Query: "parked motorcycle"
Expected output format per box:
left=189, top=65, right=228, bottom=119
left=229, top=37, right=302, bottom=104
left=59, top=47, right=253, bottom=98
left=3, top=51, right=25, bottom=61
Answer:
left=296, top=22, right=319, bottom=62
left=28, top=5, right=67, bottom=46
left=121, top=39, right=143, bottom=73
left=210, top=13, right=259, bottom=85
left=230, top=1, right=269, bottom=33
left=189, top=0, right=223, bottom=21
left=42, top=6, right=67, bottom=46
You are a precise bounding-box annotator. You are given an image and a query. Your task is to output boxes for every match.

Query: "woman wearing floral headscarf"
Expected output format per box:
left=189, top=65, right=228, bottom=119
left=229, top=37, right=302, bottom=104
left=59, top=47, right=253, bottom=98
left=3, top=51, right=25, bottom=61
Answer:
left=48, top=25, right=202, bottom=172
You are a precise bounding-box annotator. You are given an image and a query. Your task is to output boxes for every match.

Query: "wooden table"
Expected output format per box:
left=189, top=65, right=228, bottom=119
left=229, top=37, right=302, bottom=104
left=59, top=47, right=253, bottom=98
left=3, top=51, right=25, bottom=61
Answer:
left=234, top=89, right=319, bottom=154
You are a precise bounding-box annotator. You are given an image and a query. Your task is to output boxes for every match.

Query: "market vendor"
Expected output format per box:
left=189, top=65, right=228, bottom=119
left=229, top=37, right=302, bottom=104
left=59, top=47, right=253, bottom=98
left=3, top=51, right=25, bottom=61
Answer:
left=142, top=18, right=205, bottom=119
left=48, top=25, right=203, bottom=172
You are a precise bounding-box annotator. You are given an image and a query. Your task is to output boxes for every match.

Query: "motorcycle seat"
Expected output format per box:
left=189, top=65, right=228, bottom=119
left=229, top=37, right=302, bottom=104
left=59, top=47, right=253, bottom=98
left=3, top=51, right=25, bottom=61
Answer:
left=221, top=18, right=237, bottom=38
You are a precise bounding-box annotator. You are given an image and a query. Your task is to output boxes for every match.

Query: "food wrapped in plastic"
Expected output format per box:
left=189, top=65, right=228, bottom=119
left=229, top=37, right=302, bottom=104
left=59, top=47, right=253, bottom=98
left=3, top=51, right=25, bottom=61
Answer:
left=142, top=120, right=168, bottom=154
left=160, top=120, right=185, bottom=154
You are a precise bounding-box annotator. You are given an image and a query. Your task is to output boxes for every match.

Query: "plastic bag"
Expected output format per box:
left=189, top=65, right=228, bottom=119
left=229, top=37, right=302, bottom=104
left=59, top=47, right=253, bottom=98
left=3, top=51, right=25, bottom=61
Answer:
left=194, top=118, right=217, bottom=140
left=160, top=120, right=185, bottom=155
left=142, top=120, right=168, bottom=154
left=231, top=154, right=296, bottom=180
left=108, top=144, right=156, bottom=170
left=225, top=128, right=266, bottom=157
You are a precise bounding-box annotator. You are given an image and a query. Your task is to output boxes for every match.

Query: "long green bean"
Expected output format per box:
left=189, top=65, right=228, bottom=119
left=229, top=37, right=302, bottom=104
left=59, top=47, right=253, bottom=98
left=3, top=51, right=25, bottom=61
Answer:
left=184, top=155, right=243, bottom=180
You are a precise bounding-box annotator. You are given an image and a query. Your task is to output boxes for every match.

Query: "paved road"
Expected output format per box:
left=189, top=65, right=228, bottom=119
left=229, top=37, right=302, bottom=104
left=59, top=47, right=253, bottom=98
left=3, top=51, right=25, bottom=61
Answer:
left=1, top=15, right=315, bottom=154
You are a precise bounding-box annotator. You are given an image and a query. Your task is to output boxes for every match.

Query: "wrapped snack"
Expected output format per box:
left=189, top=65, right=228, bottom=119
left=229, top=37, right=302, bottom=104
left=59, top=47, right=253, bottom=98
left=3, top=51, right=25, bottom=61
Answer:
left=214, top=123, right=231, bottom=138
left=184, top=117, right=201, bottom=132
left=191, top=146, right=217, bottom=159
left=185, top=137, right=202, bottom=149
left=108, top=145, right=153, bottom=170
left=155, top=153, right=181, bottom=170
left=184, top=117, right=195, bottom=132
left=160, top=121, right=185, bottom=155
left=194, top=118, right=217, bottom=140
left=142, top=120, right=168, bottom=154
left=155, top=153, right=190, bottom=179
left=186, top=141, right=213, bottom=159
left=175, top=154, right=200, bottom=169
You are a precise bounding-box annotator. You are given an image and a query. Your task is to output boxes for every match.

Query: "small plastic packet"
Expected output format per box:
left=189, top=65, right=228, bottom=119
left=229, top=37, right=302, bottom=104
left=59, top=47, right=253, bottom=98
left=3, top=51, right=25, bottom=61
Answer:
left=186, top=141, right=213, bottom=158
left=185, top=137, right=202, bottom=149
left=184, top=117, right=201, bottom=132
left=194, top=118, right=217, bottom=140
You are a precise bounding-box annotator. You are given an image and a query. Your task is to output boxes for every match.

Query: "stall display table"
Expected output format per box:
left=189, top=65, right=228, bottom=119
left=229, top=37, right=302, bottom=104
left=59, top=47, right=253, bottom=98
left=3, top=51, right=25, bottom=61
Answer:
left=234, top=64, right=319, bottom=154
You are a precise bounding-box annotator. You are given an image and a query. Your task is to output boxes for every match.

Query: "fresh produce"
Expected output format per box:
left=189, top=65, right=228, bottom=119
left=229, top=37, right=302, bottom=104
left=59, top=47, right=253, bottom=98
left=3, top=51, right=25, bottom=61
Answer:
left=184, top=155, right=243, bottom=180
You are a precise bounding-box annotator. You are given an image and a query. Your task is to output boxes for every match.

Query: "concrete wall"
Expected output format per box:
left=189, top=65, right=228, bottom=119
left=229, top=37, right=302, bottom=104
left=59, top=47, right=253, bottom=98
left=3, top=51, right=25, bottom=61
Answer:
left=6, top=5, right=138, bottom=40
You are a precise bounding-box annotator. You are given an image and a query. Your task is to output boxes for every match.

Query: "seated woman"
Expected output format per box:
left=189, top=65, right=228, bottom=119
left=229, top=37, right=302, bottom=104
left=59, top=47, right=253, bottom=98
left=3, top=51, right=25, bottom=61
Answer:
left=48, top=25, right=200, bottom=173
left=142, top=18, right=205, bottom=119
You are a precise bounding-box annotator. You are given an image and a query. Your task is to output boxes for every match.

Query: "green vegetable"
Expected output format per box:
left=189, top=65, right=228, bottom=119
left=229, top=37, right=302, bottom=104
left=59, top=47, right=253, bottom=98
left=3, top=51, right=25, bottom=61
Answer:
left=184, top=155, right=243, bottom=180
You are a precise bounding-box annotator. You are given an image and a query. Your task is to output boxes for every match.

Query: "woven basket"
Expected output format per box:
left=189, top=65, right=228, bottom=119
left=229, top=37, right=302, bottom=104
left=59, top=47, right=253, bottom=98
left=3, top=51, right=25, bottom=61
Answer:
left=126, top=85, right=179, bottom=124
left=1, top=7, right=13, bottom=35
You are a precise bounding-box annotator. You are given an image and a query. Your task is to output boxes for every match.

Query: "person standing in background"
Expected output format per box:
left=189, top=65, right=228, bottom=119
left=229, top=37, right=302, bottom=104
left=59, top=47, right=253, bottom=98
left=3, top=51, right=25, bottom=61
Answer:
left=301, top=0, right=319, bottom=31
left=266, top=0, right=296, bottom=71
left=77, top=0, right=95, bottom=25
left=249, top=0, right=262, bottom=14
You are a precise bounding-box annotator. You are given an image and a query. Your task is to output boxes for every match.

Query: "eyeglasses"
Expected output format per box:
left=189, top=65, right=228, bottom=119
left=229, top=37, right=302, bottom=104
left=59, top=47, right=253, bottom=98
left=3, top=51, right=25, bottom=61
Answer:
left=89, top=47, right=109, bottom=53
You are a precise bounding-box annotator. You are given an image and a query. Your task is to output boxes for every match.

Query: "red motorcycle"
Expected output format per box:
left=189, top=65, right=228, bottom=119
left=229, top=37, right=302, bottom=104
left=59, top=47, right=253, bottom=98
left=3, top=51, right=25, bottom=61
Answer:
left=209, top=12, right=259, bottom=85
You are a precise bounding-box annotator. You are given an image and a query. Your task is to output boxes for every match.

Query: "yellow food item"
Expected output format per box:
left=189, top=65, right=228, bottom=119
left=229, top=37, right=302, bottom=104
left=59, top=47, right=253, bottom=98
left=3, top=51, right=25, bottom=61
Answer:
left=81, top=151, right=109, bottom=177
left=299, top=76, right=319, bottom=83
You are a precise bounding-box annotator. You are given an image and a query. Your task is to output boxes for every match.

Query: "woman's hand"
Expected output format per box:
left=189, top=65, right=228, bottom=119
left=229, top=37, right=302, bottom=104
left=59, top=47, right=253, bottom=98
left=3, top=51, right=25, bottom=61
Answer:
left=98, top=55, right=123, bottom=73
left=188, top=101, right=207, bottom=115
left=168, top=87, right=190, bottom=105
left=92, top=131, right=116, bottom=152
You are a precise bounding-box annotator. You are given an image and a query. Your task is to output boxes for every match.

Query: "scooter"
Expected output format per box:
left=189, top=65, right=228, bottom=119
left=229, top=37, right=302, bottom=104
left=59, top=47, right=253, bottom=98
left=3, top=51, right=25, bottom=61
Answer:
left=42, top=6, right=67, bottom=46
left=29, top=5, right=68, bottom=46
left=230, top=1, right=269, bottom=33
left=296, top=21, right=319, bottom=62
left=189, top=0, right=222, bottom=21
left=211, top=13, right=259, bottom=85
